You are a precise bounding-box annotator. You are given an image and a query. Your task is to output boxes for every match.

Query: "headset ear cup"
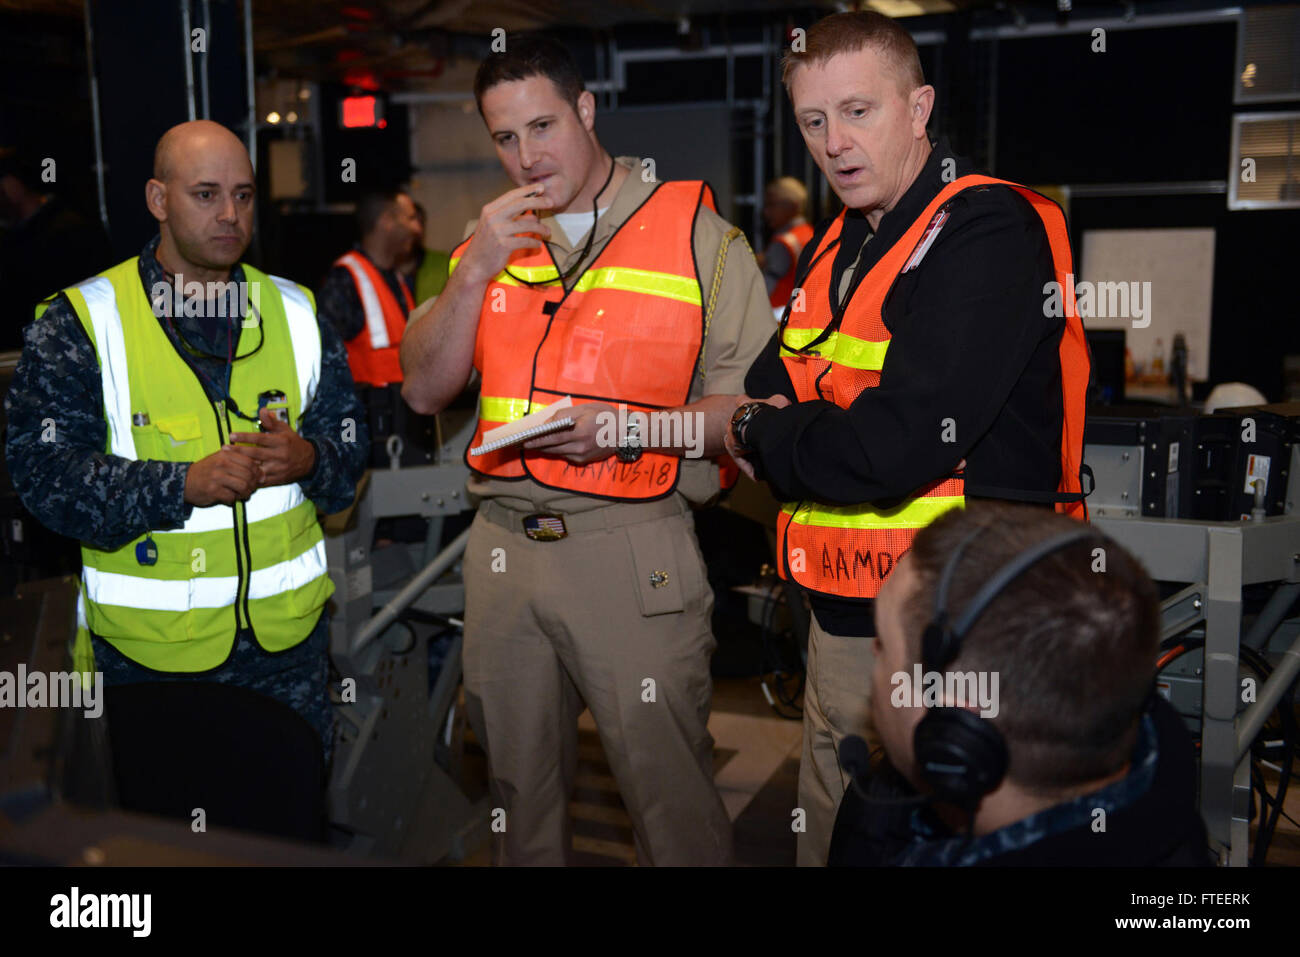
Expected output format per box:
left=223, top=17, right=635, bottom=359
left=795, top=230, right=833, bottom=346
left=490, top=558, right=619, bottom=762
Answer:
left=922, top=622, right=947, bottom=671
left=913, top=708, right=1009, bottom=812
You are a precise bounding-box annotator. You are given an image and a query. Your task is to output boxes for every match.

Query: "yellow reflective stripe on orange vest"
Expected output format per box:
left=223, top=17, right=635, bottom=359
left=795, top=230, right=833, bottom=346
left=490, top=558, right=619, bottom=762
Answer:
left=782, top=495, right=964, bottom=530
left=778, top=328, right=890, bottom=371
left=448, top=258, right=700, bottom=305
left=478, top=395, right=548, bottom=422
left=570, top=266, right=700, bottom=304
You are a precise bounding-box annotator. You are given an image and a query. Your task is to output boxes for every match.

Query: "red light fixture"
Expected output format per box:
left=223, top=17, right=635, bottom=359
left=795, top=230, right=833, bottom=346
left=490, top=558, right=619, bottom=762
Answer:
left=340, top=95, right=384, bottom=129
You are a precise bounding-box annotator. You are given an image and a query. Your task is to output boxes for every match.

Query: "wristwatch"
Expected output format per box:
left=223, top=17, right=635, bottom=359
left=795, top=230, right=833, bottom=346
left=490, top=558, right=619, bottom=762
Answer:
left=616, top=417, right=643, bottom=463
left=730, top=401, right=767, bottom=454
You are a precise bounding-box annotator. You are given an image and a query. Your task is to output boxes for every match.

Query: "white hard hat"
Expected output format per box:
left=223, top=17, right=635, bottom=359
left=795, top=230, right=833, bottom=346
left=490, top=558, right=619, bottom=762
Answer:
left=1203, top=382, right=1267, bottom=414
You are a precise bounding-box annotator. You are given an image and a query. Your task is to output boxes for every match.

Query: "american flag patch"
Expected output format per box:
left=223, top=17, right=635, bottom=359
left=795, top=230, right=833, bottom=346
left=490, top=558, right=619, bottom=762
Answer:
left=902, top=208, right=950, bottom=273
left=523, top=513, right=568, bottom=541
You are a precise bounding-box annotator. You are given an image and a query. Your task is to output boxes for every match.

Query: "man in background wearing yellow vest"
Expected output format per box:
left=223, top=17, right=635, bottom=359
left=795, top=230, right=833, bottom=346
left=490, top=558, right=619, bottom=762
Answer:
left=401, top=35, right=773, bottom=865
left=4, top=121, right=368, bottom=781
left=725, top=12, right=1089, bottom=866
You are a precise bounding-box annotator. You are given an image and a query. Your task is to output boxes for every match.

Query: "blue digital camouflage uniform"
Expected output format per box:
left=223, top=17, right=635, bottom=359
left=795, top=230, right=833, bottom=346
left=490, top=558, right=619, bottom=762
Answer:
left=891, top=713, right=1160, bottom=865
left=3, top=234, right=370, bottom=763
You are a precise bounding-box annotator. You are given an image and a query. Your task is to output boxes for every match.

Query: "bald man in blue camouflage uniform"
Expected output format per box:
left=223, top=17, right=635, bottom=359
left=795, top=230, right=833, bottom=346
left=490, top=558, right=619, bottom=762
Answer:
left=4, top=121, right=368, bottom=763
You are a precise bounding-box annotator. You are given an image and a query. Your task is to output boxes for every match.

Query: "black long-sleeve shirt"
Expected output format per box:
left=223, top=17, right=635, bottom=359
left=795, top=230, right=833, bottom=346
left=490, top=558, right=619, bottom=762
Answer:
left=744, top=141, right=1064, bottom=635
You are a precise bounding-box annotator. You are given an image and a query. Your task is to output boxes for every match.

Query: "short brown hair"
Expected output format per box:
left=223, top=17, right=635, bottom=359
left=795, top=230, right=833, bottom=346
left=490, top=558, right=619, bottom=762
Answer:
left=473, top=34, right=585, bottom=115
left=900, top=503, right=1159, bottom=793
left=782, top=11, right=925, bottom=94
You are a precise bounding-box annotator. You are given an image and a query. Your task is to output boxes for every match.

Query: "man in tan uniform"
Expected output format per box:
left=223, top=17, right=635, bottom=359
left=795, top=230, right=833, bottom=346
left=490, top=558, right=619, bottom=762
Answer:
left=400, top=35, right=771, bottom=865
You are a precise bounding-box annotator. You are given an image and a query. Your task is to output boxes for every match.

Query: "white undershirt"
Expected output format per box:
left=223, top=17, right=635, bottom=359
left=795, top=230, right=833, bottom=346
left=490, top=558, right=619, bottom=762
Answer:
left=552, top=207, right=609, bottom=247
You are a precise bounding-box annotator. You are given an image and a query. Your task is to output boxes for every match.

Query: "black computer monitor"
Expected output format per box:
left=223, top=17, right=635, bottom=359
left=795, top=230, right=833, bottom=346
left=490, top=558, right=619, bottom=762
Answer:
left=1086, top=329, right=1126, bottom=405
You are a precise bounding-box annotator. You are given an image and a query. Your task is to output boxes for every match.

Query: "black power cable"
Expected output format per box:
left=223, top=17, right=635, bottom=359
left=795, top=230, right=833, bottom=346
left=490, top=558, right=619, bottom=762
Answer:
left=1156, top=636, right=1298, bottom=864
left=757, top=577, right=803, bottom=720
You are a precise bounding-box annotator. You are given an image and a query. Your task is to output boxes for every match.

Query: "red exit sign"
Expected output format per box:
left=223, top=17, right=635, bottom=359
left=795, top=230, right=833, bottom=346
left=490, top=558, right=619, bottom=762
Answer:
left=340, top=95, right=387, bottom=129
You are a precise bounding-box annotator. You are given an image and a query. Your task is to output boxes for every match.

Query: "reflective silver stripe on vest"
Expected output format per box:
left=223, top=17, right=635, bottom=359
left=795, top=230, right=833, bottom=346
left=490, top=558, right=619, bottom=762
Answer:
left=84, top=564, right=238, bottom=609
left=173, top=484, right=304, bottom=534
left=270, top=274, right=321, bottom=412
left=75, top=276, right=136, bottom=460
left=337, top=251, right=390, bottom=349
left=76, top=271, right=320, bottom=538
left=77, top=268, right=327, bottom=613
left=82, top=538, right=326, bottom=610
left=247, top=537, right=327, bottom=600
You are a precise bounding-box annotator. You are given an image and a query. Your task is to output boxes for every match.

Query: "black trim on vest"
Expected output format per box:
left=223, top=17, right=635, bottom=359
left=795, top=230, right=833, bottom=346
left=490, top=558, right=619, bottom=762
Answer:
left=518, top=180, right=699, bottom=502
left=461, top=181, right=708, bottom=503
left=684, top=180, right=709, bottom=404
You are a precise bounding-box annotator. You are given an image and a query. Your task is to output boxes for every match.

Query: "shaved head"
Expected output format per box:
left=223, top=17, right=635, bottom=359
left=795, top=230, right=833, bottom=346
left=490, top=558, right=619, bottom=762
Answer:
left=146, top=120, right=256, bottom=284
left=153, top=119, right=250, bottom=182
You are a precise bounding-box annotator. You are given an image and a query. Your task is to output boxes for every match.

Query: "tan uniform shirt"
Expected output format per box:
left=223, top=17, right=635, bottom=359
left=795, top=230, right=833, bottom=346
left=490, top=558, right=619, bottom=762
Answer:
left=462, top=155, right=772, bottom=513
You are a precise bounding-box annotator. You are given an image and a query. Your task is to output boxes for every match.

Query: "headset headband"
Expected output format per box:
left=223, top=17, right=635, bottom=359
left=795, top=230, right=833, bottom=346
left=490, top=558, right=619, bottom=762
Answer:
left=926, top=526, right=1097, bottom=670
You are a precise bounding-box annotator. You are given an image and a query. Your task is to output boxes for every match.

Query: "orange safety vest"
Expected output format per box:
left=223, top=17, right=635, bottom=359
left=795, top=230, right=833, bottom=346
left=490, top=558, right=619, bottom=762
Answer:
left=335, top=250, right=414, bottom=386
left=776, top=174, right=1089, bottom=600
left=769, top=221, right=815, bottom=309
left=450, top=180, right=730, bottom=501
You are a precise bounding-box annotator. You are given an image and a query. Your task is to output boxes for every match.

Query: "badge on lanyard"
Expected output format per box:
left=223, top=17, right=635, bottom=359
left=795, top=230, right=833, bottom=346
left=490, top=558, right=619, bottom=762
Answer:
left=258, top=389, right=290, bottom=431
left=136, top=534, right=158, bottom=566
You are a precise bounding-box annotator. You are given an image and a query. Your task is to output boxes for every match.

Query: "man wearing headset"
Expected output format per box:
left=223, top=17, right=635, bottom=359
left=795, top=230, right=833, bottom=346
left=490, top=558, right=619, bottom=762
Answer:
left=830, top=503, right=1211, bottom=866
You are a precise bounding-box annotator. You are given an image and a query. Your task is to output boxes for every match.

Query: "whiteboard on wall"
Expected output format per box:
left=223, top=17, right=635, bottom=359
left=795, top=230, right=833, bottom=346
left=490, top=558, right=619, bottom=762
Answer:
left=1080, top=228, right=1215, bottom=382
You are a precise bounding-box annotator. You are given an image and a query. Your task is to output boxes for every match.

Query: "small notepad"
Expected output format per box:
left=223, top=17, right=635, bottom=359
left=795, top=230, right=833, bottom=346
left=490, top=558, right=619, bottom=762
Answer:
left=469, top=396, right=575, bottom=456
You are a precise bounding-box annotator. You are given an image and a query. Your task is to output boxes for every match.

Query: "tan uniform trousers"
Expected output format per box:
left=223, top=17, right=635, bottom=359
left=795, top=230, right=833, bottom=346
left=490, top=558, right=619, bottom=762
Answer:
left=797, top=611, right=876, bottom=866
left=462, top=496, right=734, bottom=866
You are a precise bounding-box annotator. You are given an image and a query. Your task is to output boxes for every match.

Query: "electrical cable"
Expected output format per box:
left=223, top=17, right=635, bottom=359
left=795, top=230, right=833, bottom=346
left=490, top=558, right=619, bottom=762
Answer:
left=1241, top=644, right=1296, bottom=866
left=756, top=575, right=802, bottom=720
left=1156, top=634, right=1298, bottom=864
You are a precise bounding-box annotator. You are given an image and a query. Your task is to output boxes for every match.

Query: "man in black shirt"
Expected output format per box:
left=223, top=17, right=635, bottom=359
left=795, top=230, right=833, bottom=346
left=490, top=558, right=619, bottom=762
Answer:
left=724, top=12, right=1088, bottom=865
left=0, top=148, right=113, bottom=352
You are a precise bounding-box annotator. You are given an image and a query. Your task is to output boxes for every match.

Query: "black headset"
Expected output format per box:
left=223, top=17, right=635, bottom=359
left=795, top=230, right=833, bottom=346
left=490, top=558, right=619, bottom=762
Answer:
left=910, top=523, right=1099, bottom=813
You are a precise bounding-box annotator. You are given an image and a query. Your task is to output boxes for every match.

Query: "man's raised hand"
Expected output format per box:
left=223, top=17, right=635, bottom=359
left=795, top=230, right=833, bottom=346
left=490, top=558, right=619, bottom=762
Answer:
left=457, top=183, right=555, bottom=284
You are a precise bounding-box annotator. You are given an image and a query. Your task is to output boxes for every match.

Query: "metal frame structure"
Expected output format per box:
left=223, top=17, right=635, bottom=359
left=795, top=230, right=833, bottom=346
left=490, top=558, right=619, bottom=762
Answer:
left=1093, top=513, right=1300, bottom=866
left=322, top=417, right=489, bottom=863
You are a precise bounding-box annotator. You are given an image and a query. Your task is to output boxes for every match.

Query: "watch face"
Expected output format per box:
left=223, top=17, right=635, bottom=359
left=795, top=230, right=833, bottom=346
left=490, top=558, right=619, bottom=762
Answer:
left=732, top=402, right=760, bottom=445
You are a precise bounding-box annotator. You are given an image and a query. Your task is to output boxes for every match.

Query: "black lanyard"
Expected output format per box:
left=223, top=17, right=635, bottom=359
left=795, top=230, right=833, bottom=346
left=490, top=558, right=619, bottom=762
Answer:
left=502, top=155, right=617, bottom=290
left=160, top=298, right=266, bottom=426
left=776, top=235, right=845, bottom=356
